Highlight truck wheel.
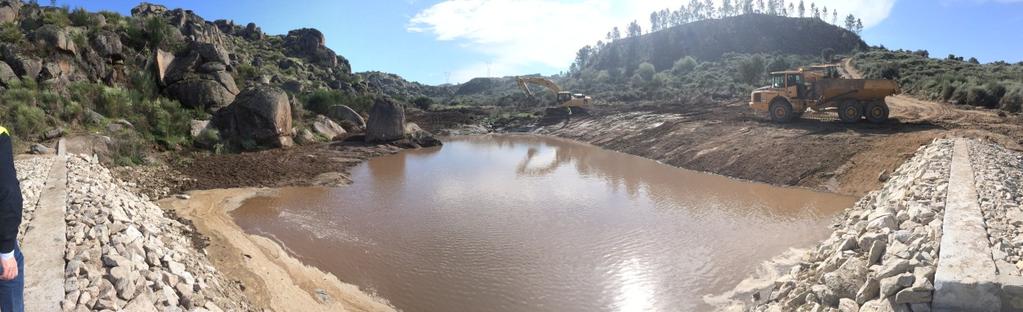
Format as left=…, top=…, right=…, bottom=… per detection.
left=838, top=101, right=862, bottom=123
left=865, top=101, right=889, bottom=124
left=769, top=100, right=794, bottom=123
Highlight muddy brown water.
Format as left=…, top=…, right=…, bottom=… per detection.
left=231, top=135, right=855, bottom=312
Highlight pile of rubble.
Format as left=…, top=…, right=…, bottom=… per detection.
left=61, top=155, right=251, bottom=312
left=748, top=139, right=954, bottom=312
left=968, top=140, right=1023, bottom=276
left=15, top=156, right=54, bottom=242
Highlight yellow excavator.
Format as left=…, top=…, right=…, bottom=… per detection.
left=516, top=77, right=591, bottom=110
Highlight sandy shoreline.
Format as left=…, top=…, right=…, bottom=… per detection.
left=159, top=188, right=397, bottom=312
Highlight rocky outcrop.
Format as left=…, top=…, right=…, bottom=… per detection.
left=1, top=47, right=42, bottom=80
left=283, top=28, right=350, bottom=72
left=132, top=3, right=239, bottom=111
left=90, top=30, right=123, bottom=60
left=327, top=105, right=365, bottom=132
left=212, top=85, right=294, bottom=148
left=737, top=139, right=953, bottom=312
left=0, top=0, right=21, bottom=23
left=33, top=25, right=77, bottom=55
left=130, top=2, right=168, bottom=17
left=365, top=98, right=406, bottom=143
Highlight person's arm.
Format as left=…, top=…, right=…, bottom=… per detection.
left=0, top=130, right=22, bottom=258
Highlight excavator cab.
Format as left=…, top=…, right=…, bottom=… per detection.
left=556, top=92, right=573, bottom=103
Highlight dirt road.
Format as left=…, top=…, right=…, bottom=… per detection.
left=845, top=57, right=1023, bottom=149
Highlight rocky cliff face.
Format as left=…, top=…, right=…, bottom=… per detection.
left=0, top=1, right=421, bottom=152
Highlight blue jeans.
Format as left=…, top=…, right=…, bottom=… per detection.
left=0, top=246, right=23, bottom=312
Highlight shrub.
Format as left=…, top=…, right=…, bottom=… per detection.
left=736, top=55, right=765, bottom=84
left=636, top=62, right=655, bottom=81
left=1000, top=85, right=1023, bottom=112
left=98, top=11, right=122, bottom=27
left=879, top=63, right=900, bottom=80
left=302, top=89, right=374, bottom=115
left=41, top=8, right=71, bottom=27
left=0, top=22, right=23, bottom=44
left=124, top=16, right=183, bottom=51
left=821, top=48, right=835, bottom=63
left=412, top=96, right=434, bottom=110
left=4, top=103, right=48, bottom=139
left=95, top=87, right=133, bottom=118
left=672, top=56, right=697, bottom=75
left=766, top=56, right=790, bottom=73
left=110, top=131, right=148, bottom=166
left=69, top=7, right=96, bottom=27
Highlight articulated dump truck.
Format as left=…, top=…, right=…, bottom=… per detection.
left=749, top=64, right=899, bottom=123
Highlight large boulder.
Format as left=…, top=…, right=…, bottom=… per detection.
left=327, top=105, right=365, bottom=131
left=90, top=30, right=123, bottom=59
left=157, top=42, right=239, bottom=111
left=0, top=61, right=16, bottom=86
left=365, top=97, right=406, bottom=143
left=212, top=86, right=294, bottom=148
left=34, top=25, right=77, bottom=55
left=404, top=122, right=442, bottom=147
left=164, top=79, right=236, bottom=111
left=312, top=115, right=346, bottom=141
left=8, top=56, right=41, bottom=80
left=0, top=0, right=21, bottom=24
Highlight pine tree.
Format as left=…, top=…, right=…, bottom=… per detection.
left=650, top=11, right=661, bottom=32
left=797, top=0, right=805, bottom=18
left=722, top=0, right=734, bottom=17
left=704, top=0, right=715, bottom=18
left=855, top=18, right=863, bottom=34
left=611, top=27, right=621, bottom=41
left=844, top=14, right=856, bottom=31
left=787, top=2, right=794, bottom=17
left=627, top=20, right=642, bottom=37
left=832, top=11, right=838, bottom=24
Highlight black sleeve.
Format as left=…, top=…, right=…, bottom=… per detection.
left=0, top=134, right=22, bottom=254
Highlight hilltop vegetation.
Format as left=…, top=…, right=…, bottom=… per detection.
left=577, top=14, right=864, bottom=77
left=853, top=50, right=1023, bottom=112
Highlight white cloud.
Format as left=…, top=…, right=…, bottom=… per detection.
left=409, top=0, right=896, bottom=83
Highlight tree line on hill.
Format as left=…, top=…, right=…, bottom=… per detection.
left=570, top=0, right=864, bottom=76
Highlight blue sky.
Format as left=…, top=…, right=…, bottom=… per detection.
left=58, top=1, right=1023, bottom=85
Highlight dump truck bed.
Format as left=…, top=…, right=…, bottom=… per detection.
left=814, top=79, right=899, bottom=102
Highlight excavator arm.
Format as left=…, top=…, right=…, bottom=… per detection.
left=516, top=77, right=562, bottom=98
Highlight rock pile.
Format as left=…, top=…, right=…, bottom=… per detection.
left=62, top=155, right=250, bottom=311
left=15, top=156, right=54, bottom=242
left=747, top=139, right=953, bottom=312
left=968, top=140, right=1023, bottom=276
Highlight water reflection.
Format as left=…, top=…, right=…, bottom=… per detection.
left=232, top=134, right=855, bottom=312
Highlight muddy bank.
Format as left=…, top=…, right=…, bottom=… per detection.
left=159, top=188, right=396, bottom=312
left=535, top=105, right=942, bottom=196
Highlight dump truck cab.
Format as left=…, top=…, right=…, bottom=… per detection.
left=750, top=71, right=809, bottom=117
